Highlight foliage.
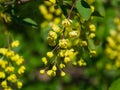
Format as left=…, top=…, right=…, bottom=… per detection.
left=0, top=0, right=120, bottom=90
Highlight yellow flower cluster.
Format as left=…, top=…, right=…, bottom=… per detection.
left=39, top=0, right=61, bottom=25
left=105, top=17, right=120, bottom=70
left=0, top=40, right=25, bottom=90
left=39, top=0, right=96, bottom=76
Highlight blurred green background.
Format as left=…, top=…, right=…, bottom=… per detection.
left=1, top=0, right=120, bottom=90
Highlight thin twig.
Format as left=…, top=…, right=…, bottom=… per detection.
left=67, top=0, right=78, bottom=19
left=6, top=31, right=11, bottom=50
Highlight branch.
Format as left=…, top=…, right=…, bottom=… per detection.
left=67, top=0, right=78, bottom=19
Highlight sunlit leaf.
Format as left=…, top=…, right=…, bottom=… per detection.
left=76, top=0, right=91, bottom=20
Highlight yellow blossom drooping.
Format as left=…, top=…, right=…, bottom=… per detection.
left=17, top=81, right=23, bottom=89
left=49, top=0, right=56, bottom=4
left=105, top=17, right=120, bottom=70
left=5, top=66, right=14, bottom=73
left=42, top=57, right=48, bottom=65
left=7, top=74, right=17, bottom=83
left=40, top=69, right=45, bottom=74
left=89, top=24, right=96, bottom=32
left=0, top=40, right=25, bottom=89
left=1, top=80, right=7, bottom=88
left=39, top=0, right=97, bottom=77
left=18, top=66, right=26, bottom=74
left=11, top=40, right=20, bottom=48
left=47, top=51, right=54, bottom=58
left=0, top=71, right=6, bottom=79
left=60, top=71, right=66, bottom=76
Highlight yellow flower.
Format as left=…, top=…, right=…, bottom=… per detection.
left=44, top=1, right=52, bottom=6
left=64, top=57, right=70, bottom=63
left=53, top=18, right=61, bottom=24
left=52, top=65, right=57, bottom=71
left=44, top=13, right=53, bottom=20
left=5, top=66, right=14, bottom=73
left=16, top=57, right=24, bottom=65
left=89, top=33, right=96, bottom=38
left=40, top=69, right=45, bottom=74
left=18, top=66, right=26, bottom=74
left=10, top=54, right=20, bottom=61
left=48, top=31, right=57, bottom=40
left=89, top=24, right=96, bottom=32
left=47, top=51, right=54, bottom=58
left=42, top=57, right=48, bottom=65
left=59, top=39, right=69, bottom=48
left=0, top=48, right=8, bottom=55
left=49, top=0, right=56, bottom=4
left=90, top=50, right=96, bottom=56
left=0, top=59, right=8, bottom=68
left=62, top=19, right=71, bottom=27
left=46, top=70, right=53, bottom=76
left=90, top=6, right=95, bottom=13
left=51, top=24, right=60, bottom=32
left=0, top=71, right=5, bottom=79
left=39, top=5, right=48, bottom=15
left=17, top=81, right=23, bottom=89
left=11, top=40, right=20, bottom=48
left=7, top=74, right=17, bottom=83
left=78, top=59, right=87, bottom=66
left=55, top=8, right=62, bottom=16
left=80, top=41, right=88, bottom=46
left=60, top=71, right=66, bottom=76
left=69, top=31, right=78, bottom=38
left=59, top=63, right=65, bottom=69
left=6, top=50, right=14, bottom=57
left=1, top=80, right=7, bottom=88
left=49, top=6, right=55, bottom=13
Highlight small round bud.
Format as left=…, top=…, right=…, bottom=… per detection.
left=1, top=80, right=7, bottom=88
left=62, top=19, right=71, bottom=27
left=89, top=33, right=96, bottom=38
left=39, top=5, right=48, bottom=15
left=49, top=0, right=56, bottom=4
left=11, top=40, right=20, bottom=48
left=69, top=31, right=78, bottom=38
left=55, top=8, right=62, bottom=16
left=52, top=24, right=60, bottom=32
left=47, top=51, right=54, bottom=58
left=90, top=50, right=96, bottom=56
left=42, top=57, right=48, bottom=65
left=46, top=70, right=53, bottom=76
left=72, top=61, right=77, bottom=66
left=64, top=57, right=70, bottom=63
left=80, top=41, right=87, bottom=46
left=52, top=65, right=57, bottom=71
left=48, top=31, right=57, bottom=40
left=59, top=39, right=69, bottom=48
left=60, top=71, right=66, bottom=76
left=49, top=6, right=55, bottom=13
left=40, top=69, right=45, bottom=74
left=0, top=72, right=5, bottom=79
left=59, top=63, right=65, bottom=69
left=90, top=6, right=95, bottom=13
left=89, top=24, right=96, bottom=32
left=17, top=81, right=23, bottom=89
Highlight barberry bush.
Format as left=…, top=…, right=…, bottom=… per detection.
left=0, top=0, right=120, bottom=90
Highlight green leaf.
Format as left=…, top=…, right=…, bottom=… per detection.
left=76, top=0, right=91, bottom=20
left=109, top=78, right=120, bottom=90
left=23, top=18, right=37, bottom=26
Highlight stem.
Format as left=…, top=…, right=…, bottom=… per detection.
left=6, top=31, right=11, bottom=50
left=67, top=0, right=78, bottom=19
left=52, top=0, right=78, bottom=51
